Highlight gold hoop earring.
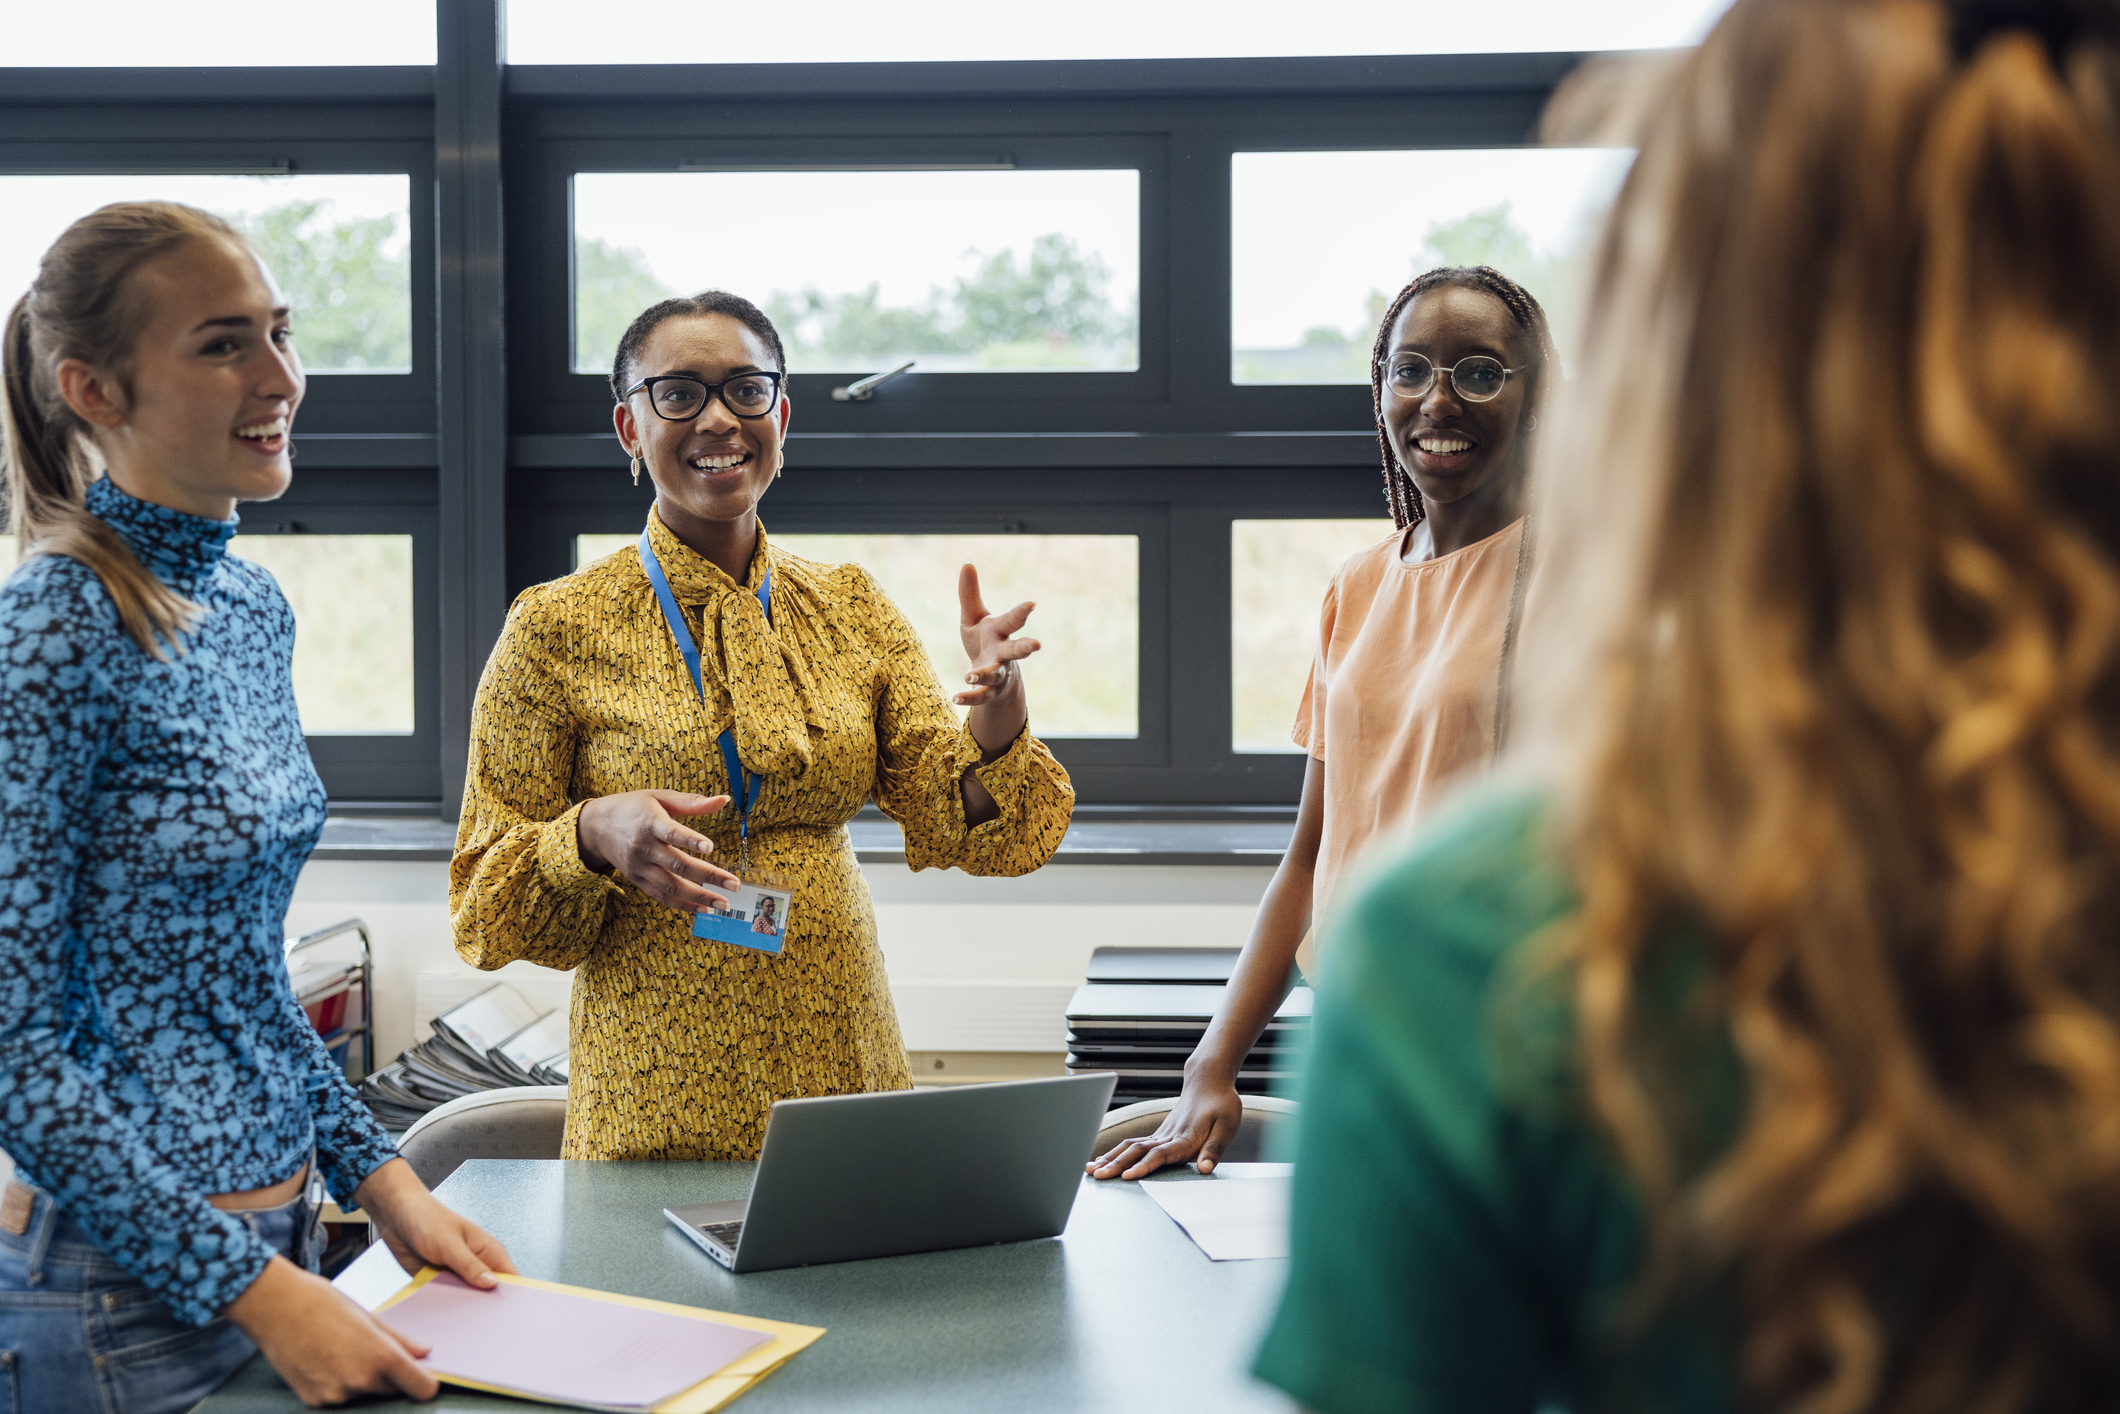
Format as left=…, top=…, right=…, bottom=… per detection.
left=775, top=450, right=785, bottom=480
left=630, top=452, right=642, bottom=487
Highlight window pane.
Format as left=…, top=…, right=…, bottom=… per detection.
left=229, top=536, right=414, bottom=735
left=512, top=0, right=1730, bottom=63
left=3, top=1, right=436, bottom=64
left=573, top=171, right=1138, bottom=377
left=576, top=532, right=1138, bottom=738
left=1232, top=149, right=1633, bottom=385
left=2, top=531, right=414, bottom=735
left=1232, top=518, right=1396, bottom=753
left=0, top=175, right=413, bottom=374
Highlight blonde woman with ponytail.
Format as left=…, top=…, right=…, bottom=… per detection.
left=1254, top=1, right=2120, bottom=1412
left=0, top=203, right=513, bottom=1412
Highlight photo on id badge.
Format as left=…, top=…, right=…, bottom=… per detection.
left=694, top=877, right=795, bottom=955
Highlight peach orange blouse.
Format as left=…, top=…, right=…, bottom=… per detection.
left=1293, top=518, right=1527, bottom=971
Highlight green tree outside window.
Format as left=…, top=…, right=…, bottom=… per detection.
left=1232, top=201, right=1583, bottom=385
left=235, top=200, right=412, bottom=374
left=573, top=231, right=1136, bottom=375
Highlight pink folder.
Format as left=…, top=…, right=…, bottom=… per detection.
left=382, top=1273, right=772, bottom=1411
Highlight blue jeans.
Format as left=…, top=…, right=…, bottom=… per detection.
left=0, top=1174, right=321, bottom=1414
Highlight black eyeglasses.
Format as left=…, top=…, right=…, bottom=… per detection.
left=1379, top=353, right=1532, bottom=404
left=622, top=371, right=784, bottom=421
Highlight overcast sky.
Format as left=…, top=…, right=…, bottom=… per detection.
left=573, top=169, right=1139, bottom=334
left=0, top=175, right=410, bottom=322
left=1233, top=148, right=1635, bottom=349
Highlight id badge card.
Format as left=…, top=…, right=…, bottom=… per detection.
left=693, top=871, right=796, bottom=956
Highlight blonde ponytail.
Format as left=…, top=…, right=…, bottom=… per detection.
left=0, top=202, right=253, bottom=659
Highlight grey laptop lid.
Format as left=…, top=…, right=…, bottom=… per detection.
left=719, top=1072, right=1117, bottom=1273
left=1084, top=947, right=1239, bottom=985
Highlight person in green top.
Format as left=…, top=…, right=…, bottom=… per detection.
left=1254, top=1, right=2120, bottom=1412
left=1252, top=791, right=1740, bottom=1412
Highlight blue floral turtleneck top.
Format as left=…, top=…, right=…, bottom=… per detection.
left=0, top=478, right=397, bottom=1326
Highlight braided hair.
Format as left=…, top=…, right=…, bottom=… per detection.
left=1370, top=265, right=1562, bottom=529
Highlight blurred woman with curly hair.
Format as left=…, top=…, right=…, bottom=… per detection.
left=1255, top=0, right=2120, bottom=1410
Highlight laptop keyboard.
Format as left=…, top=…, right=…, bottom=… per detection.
left=700, top=1220, right=744, bottom=1249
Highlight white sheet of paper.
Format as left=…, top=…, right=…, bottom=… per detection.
left=440, top=985, right=543, bottom=1054
left=1142, top=1175, right=1291, bottom=1261
left=333, top=1236, right=416, bottom=1311
left=1198, top=1162, right=1292, bottom=1179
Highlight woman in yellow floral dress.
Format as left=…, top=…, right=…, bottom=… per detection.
left=450, top=291, right=1074, bottom=1160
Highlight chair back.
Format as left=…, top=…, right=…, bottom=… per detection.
left=396, top=1085, right=569, bottom=1189
left=1092, top=1094, right=1298, bottom=1164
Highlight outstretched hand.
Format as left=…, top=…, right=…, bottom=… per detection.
left=576, top=789, right=740, bottom=913
left=954, top=563, right=1040, bottom=710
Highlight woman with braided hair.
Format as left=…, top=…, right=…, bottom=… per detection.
left=1255, top=0, right=2120, bottom=1410
left=1089, top=264, right=1556, bottom=1180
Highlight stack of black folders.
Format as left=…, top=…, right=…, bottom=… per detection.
left=359, top=983, right=571, bottom=1130
left=1063, top=947, right=1311, bottom=1108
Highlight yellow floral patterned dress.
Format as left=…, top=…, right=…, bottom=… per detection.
left=450, top=510, right=1075, bottom=1159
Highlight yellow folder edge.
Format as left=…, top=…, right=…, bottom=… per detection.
left=376, top=1267, right=826, bottom=1414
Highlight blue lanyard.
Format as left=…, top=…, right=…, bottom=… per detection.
left=637, top=527, right=771, bottom=845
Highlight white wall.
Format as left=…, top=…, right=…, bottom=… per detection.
left=288, top=859, right=1275, bottom=1069
left=0, top=856, right=1257, bottom=1186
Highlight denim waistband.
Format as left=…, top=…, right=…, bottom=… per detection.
left=0, top=1164, right=320, bottom=1289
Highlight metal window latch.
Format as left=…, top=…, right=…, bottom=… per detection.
left=831, top=361, right=916, bottom=402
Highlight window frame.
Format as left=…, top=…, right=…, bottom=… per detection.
left=511, top=126, right=1174, bottom=436
left=247, top=472, right=442, bottom=799
left=510, top=463, right=1172, bottom=772
left=507, top=455, right=1381, bottom=803
left=544, top=134, right=1164, bottom=406
left=0, top=119, right=438, bottom=434
left=502, top=57, right=1570, bottom=803
left=2, top=37, right=1593, bottom=809
left=0, top=108, right=443, bottom=800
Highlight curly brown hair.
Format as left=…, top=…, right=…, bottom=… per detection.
left=1520, top=0, right=2120, bottom=1409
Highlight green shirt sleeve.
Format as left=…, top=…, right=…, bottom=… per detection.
left=1251, top=788, right=1727, bottom=1414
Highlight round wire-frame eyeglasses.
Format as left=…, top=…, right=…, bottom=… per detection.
left=1377, top=353, right=1532, bottom=404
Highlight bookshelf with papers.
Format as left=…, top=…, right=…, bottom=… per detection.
left=358, top=983, right=571, bottom=1131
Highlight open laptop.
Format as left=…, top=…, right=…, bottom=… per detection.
left=663, top=1072, right=1116, bottom=1273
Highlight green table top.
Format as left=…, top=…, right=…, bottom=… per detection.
left=198, top=1159, right=1296, bottom=1413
